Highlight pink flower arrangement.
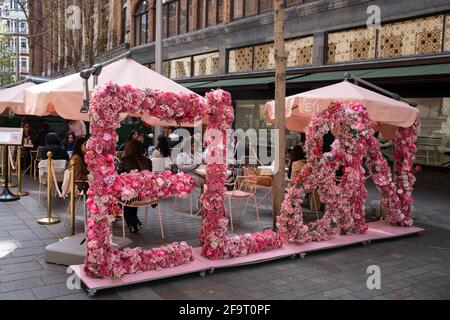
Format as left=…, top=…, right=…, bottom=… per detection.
left=199, top=90, right=283, bottom=259
left=278, top=102, right=419, bottom=243
left=84, top=82, right=204, bottom=279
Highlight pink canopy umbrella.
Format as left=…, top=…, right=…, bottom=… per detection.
left=265, top=80, right=420, bottom=140
left=0, top=82, right=36, bottom=115
left=23, top=58, right=204, bottom=127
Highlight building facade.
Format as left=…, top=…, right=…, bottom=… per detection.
left=30, top=0, right=450, bottom=174
left=0, top=0, right=30, bottom=83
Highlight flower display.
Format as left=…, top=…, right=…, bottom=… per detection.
left=84, top=82, right=204, bottom=278
left=278, top=102, right=419, bottom=243
left=199, top=89, right=284, bottom=259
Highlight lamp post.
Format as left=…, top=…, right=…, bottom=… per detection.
left=154, top=0, right=164, bottom=139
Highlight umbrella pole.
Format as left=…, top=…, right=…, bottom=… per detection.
left=272, top=0, right=286, bottom=231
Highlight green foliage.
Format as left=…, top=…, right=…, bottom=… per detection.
left=0, top=24, right=14, bottom=85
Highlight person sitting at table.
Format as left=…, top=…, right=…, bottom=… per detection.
left=33, top=123, right=50, bottom=147
left=118, top=140, right=152, bottom=233
left=176, top=137, right=205, bottom=209
left=40, top=132, right=69, bottom=161
left=64, top=131, right=75, bottom=153
left=151, top=135, right=172, bottom=169
left=20, top=121, right=34, bottom=170
left=288, top=144, right=306, bottom=179
left=70, top=137, right=89, bottom=192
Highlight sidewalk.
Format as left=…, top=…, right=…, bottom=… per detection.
left=0, top=176, right=449, bottom=300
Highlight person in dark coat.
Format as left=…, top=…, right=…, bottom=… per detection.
left=118, top=140, right=152, bottom=233
left=40, top=132, right=69, bottom=161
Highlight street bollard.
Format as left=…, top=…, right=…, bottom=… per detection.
left=37, top=152, right=60, bottom=225
left=8, top=146, right=18, bottom=188
left=70, top=159, right=76, bottom=235
left=14, top=146, right=29, bottom=196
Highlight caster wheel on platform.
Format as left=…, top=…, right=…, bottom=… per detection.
left=208, top=269, right=215, bottom=274
left=299, top=253, right=306, bottom=259
left=87, top=289, right=97, bottom=297
left=290, top=254, right=297, bottom=260
left=362, top=240, right=371, bottom=247
left=199, top=271, right=206, bottom=277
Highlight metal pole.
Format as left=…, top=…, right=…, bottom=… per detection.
left=1, top=145, right=4, bottom=182
left=14, top=146, right=28, bottom=196
left=8, top=146, right=17, bottom=188
left=69, top=160, right=76, bottom=235
left=154, top=0, right=163, bottom=139
left=37, top=152, right=60, bottom=224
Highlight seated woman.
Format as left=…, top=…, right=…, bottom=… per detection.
left=70, top=137, right=89, bottom=192
left=40, top=133, right=69, bottom=161
left=118, top=140, right=153, bottom=233
left=288, top=144, right=306, bottom=179
left=151, top=135, right=172, bottom=171
left=64, top=131, right=75, bottom=153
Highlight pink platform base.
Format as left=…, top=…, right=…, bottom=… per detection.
left=70, top=221, right=424, bottom=296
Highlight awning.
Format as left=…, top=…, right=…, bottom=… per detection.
left=288, top=63, right=450, bottom=84
left=183, top=75, right=303, bottom=89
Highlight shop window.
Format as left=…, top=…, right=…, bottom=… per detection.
left=170, top=57, right=191, bottom=78
left=193, top=52, right=220, bottom=76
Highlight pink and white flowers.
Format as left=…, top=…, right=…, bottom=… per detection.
left=278, top=102, right=419, bottom=243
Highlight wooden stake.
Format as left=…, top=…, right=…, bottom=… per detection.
left=272, top=0, right=286, bottom=231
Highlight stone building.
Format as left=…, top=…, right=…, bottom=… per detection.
left=29, top=0, right=450, bottom=174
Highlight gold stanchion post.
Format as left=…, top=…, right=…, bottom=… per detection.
left=8, top=146, right=18, bottom=188
left=1, top=145, right=4, bottom=184
left=69, top=159, right=76, bottom=235
left=37, top=151, right=60, bottom=225
left=14, top=146, right=28, bottom=196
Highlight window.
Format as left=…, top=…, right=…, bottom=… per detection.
left=120, top=1, right=127, bottom=43
left=134, top=0, right=148, bottom=46
left=217, top=0, right=224, bottom=23
left=232, top=0, right=274, bottom=19
left=169, top=56, right=191, bottom=78
left=193, top=52, right=220, bottom=76
left=19, top=21, right=27, bottom=33
left=207, top=0, right=217, bottom=27
left=20, top=37, right=27, bottom=52
left=179, top=0, right=188, bottom=34
left=197, top=0, right=205, bottom=29
left=233, top=0, right=243, bottom=19
left=260, top=0, right=273, bottom=13
left=168, top=1, right=177, bottom=37
left=188, top=0, right=196, bottom=31
left=245, top=0, right=257, bottom=16
left=20, top=57, right=27, bottom=73
left=162, top=4, right=168, bottom=38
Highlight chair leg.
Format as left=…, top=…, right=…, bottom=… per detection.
left=228, top=197, right=234, bottom=232
left=157, top=205, right=165, bottom=239
left=254, top=196, right=260, bottom=227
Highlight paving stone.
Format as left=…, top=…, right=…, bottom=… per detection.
left=0, top=277, right=44, bottom=293
left=31, top=282, right=77, bottom=300
left=0, top=289, right=36, bottom=300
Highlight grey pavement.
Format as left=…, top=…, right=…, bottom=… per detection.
left=0, top=175, right=449, bottom=300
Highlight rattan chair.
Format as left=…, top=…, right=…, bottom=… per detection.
left=118, top=198, right=164, bottom=239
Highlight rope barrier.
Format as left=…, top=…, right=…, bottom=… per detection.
left=50, top=165, right=70, bottom=199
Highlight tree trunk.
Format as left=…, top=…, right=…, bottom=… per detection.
left=272, top=0, right=286, bottom=231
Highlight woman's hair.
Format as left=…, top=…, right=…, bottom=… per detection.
left=45, top=132, right=61, bottom=147
left=291, top=144, right=306, bottom=162
left=122, top=140, right=149, bottom=171
left=21, top=121, right=32, bottom=135
left=64, top=131, right=75, bottom=144
left=72, top=137, right=88, bottom=164
left=156, top=135, right=170, bottom=157
left=128, top=130, right=139, bottom=141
